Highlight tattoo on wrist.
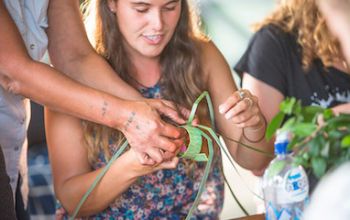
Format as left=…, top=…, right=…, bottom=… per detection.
left=102, top=101, right=108, bottom=116
left=124, top=112, right=136, bottom=131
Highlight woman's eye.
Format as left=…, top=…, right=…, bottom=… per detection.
left=163, top=6, right=176, bottom=11
left=163, top=4, right=177, bottom=11
left=135, top=7, right=149, bottom=13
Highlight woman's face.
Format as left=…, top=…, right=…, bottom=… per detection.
left=108, top=0, right=182, bottom=59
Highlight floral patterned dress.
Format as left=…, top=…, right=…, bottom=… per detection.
left=57, top=84, right=224, bottom=219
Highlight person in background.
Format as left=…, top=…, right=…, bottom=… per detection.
left=303, top=1, right=350, bottom=219
left=234, top=0, right=350, bottom=175
left=0, top=0, right=188, bottom=218
left=317, top=0, right=350, bottom=64
left=46, top=0, right=272, bottom=218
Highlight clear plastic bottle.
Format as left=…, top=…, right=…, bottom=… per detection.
left=262, top=130, right=309, bottom=220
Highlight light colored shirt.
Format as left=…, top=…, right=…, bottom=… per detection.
left=0, top=0, right=49, bottom=199
left=303, top=162, right=350, bottom=220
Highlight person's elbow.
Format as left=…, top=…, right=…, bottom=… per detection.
left=55, top=187, right=79, bottom=217
left=0, top=56, right=29, bottom=95
left=48, top=42, right=94, bottom=77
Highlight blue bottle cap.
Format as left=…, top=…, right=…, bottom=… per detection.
left=274, top=141, right=288, bottom=155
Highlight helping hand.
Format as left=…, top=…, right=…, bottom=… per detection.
left=120, top=99, right=188, bottom=166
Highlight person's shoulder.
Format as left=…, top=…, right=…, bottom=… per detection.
left=197, top=39, right=224, bottom=62
left=256, top=24, right=288, bottom=38
left=197, top=39, right=230, bottom=80
left=255, top=24, right=295, bottom=46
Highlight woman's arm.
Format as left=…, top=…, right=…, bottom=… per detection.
left=241, top=73, right=284, bottom=172
left=45, top=109, right=178, bottom=217
left=0, top=0, right=184, bottom=165
left=47, top=0, right=140, bottom=99
left=46, top=0, right=187, bottom=164
left=331, top=103, right=350, bottom=115
left=202, top=41, right=273, bottom=171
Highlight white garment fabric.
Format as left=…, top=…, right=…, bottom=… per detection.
left=1, top=0, right=49, bottom=202
left=303, top=162, right=350, bottom=220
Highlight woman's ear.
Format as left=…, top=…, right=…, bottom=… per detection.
left=107, top=0, right=117, bottom=13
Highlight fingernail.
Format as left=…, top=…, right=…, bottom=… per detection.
left=219, top=105, right=224, bottom=114
left=180, top=145, right=187, bottom=153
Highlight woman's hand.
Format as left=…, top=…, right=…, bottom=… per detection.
left=218, top=89, right=265, bottom=129
left=126, top=149, right=179, bottom=178
left=218, top=89, right=266, bottom=143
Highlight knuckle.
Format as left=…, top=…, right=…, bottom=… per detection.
left=149, top=121, right=160, bottom=131
left=156, top=157, right=163, bottom=164
left=168, top=143, right=177, bottom=153
left=139, top=157, right=146, bottom=165
left=253, top=115, right=260, bottom=124
left=172, top=129, right=181, bottom=139
left=236, top=115, right=243, bottom=122
left=245, top=100, right=250, bottom=108
left=240, top=122, right=247, bottom=128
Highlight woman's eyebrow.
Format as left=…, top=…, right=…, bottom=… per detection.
left=130, top=0, right=180, bottom=6
left=165, top=0, right=180, bottom=5
left=130, top=1, right=150, bottom=6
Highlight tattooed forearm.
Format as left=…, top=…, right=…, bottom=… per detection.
left=124, top=111, right=136, bottom=131
left=102, top=101, right=108, bottom=116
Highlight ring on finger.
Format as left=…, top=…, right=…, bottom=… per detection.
left=238, top=89, right=245, bottom=100
left=245, top=97, right=254, bottom=108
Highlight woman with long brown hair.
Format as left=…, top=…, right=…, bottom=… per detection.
left=46, top=0, right=271, bottom=218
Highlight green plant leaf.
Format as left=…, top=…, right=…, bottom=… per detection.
left=280, top=118, right=296, bottom=132
left=311, top=157, right=327, bottom=178
left=301, top=106, right=325, bottom=122
left=288, top=137, right=299, bottom=151
left=341, top=135, right=350, bottom=148
left=323, top=109, right=334, bottom=120
left=328, top=130, right=344, bottom=139
left=268, top=160, right=286, bottom=178
left=320, top=141, right=330, bottom=158
left=291, top=123, right=317, bottom=138
left=280, top=97, right=296, bottom=114
left=308, top=136, right=322, bottom=157
left=326, top=115, right=350, bottom=129
left=294, top=155, right=307, bottom=167
left=266, top=112, right=285, bottom=141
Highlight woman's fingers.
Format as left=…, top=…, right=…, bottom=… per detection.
left=219, top=90, right=264, bottom=128
left=156, top=157, right=179, bottom=170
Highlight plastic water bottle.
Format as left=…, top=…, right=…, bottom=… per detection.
left=262, top=130, right=309, bottom=220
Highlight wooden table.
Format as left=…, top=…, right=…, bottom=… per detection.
left=231, top=214, right=265, bottom=220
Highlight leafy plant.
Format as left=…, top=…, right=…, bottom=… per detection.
left=266, top=97, right=350, bottom=178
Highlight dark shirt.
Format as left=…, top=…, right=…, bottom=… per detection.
left=235, top=24, right=350, bottom=108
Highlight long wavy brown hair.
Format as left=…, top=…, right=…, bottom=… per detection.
left=254, top=0, right=342, bottom=70
left=81, top=0, right=207, bottom=164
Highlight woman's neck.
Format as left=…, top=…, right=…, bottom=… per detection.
left=129, top=57, right=161, bottom=88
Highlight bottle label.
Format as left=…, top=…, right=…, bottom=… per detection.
left=277, top=167, right=309, bottom=204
